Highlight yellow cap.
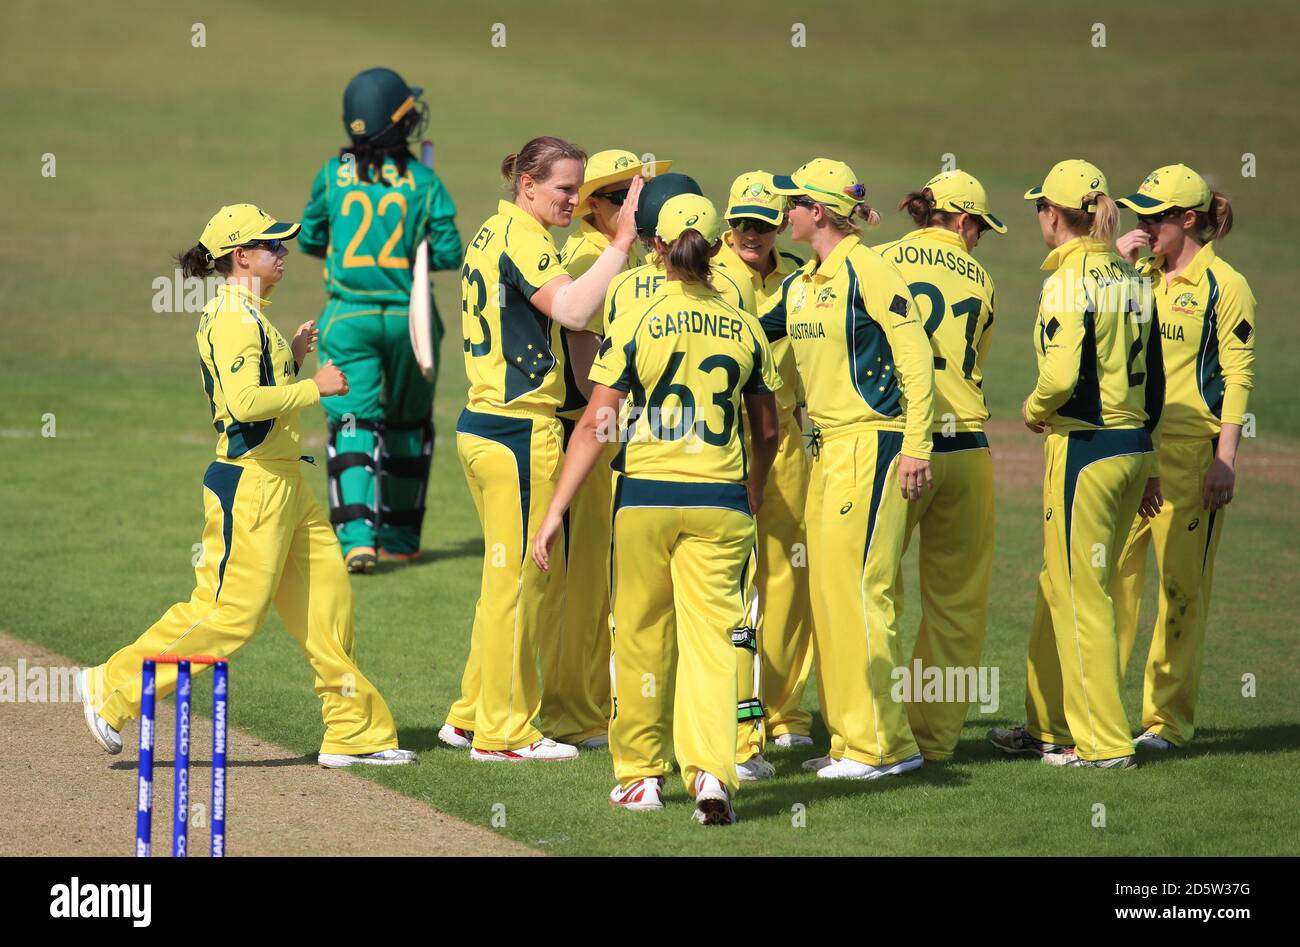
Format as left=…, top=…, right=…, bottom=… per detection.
left=1117, top=164, right=1212, bottom=214
left=199, top=204, right=300, bottom=259
left=924, top=169, right=1007, bottom=234
left=771, top=158, right=866, bottom=217
left=1023, top=159, right=1108, bottom=211
left=656, top=194, right=722, bottom=244
left=578, top=149, right=673, bottom=206
left=725, top=171, right=784, bottom=225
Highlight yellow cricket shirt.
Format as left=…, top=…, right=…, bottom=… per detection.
left=589, top=280, right=781, bottom=485
left=601, top=256, right=757, bottom=337
left=196, top=283, right=320, bottom=462
left=461, top=200, right=568, bottom=416
left=1025, top=236, right=1164, bottom=435
left=758, top=234, right=935, bottom=460
left=556, top=219, right=645, bottom=419
left=872, top=227, right=995, bottom=434
left=1138, top=241, right=1255, bottom=438
left=714, top=233, right=806, bottom=417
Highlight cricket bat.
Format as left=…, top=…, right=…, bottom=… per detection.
left=409, top=139, right=437, bottom=381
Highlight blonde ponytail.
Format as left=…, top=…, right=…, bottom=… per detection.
left=1088, top=193, right=1118, bottom=243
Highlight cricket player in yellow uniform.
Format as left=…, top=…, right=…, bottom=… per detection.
left=872, top=170, right=1004, bottom=761
left=1111, top=165, right=1254, bottom=750
left=532, top=194, right=782, bottom=825
left=761, top=158, right=937, bottom=780
left=441, top=137, right=642, bottom=760
left=713, top=171, right=812, bottom=778
left=542, top=149, right=667, bottom=749
left=79, top=204, right=415, bottom=768
left=989, top=160, right=1165, bottom=768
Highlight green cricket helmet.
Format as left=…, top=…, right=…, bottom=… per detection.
left=635, top=172, right=703, bottom=240
left=343, top=67, right=427, bottom=145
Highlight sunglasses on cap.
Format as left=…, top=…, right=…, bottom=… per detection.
left=1136, top=207, right=1185, bottom=225
left=593, top=188, right=630, bottom=206
left=729, top=218, right=778, bottom=235
left=239, top=239, right=285, bottom=253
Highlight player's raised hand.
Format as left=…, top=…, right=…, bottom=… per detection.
left=531, top=510, right=564, bottom=572
left=1115, top=229, right=1151, bottom=264
left=313, top=359, right=349, bottom=397
left=292, top=320, right=319, bottom=366
left=610, top=174, right=645, bottom=253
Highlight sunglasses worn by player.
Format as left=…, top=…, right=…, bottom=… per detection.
left=785, top=196, right=818, bottom=212
left=729, top=218, right=778, bottom=235
left=1136, top=207, right=1186, bottom=225
left=594, top=188, right=630, bottom=206
left=239, top=239, right=285, bottom=253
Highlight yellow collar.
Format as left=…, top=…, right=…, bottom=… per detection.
left=1156, top=241, right=1218, bottom=285
left=809, top=233, right=859, bottom=280
left=578, top=218, right=611, bottom=249
left=498, top=199, right=551, bottom=237
left=223, top=281, right=271, bottom=309
left=661, top=279, right=716, bottom=297
left=1040, top=236, right=1109, bottom=272
left=908, top=226, right=966, bottom=250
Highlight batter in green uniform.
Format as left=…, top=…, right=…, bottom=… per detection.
left=299, top=67, right=462, bottom=572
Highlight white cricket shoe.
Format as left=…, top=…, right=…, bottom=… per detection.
left=1134, top=730, right=1174, bottom=751
left=609, top=777, right=664, bottom=811
left=469, top=738, right=578, bottom=763
left=578, top=734, right=609, bottom=750
left=318, top=748, right=417, bottom=768
left=437, top=724, right=473, bottom=748
left=773, top=733, right=814, bottom=748
left=817, top=752, right=923, bottom=780
left=736, top=754, right=776, bottom=781
left=690, top=772, right=737, bottom=826
left=800, top=754, right=834, bottom=772
left=78, top=669, right=121, bottom=755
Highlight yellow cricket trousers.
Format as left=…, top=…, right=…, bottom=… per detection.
left=608, top=476, right=754, bottom=797
left=897, top=432, right=995, bottom=761
left=1025, top=428, right=1155, bottom=761
left=447, top=408, right=565, bottom=751
left=539, top=430, right=617, bottom=744
left=807, top=425, right=919, bottom=767
left=736, top=414, right=813, bottom=760
left=1112, top=435, right=1224, bottom=746
left=88, top=458, right=400, bottom=755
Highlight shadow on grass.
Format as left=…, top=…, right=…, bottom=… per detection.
left=399, top=726, right=454, bottom=753
left=111, top=754, right=317, bottom=770
left=370, top=537, right=484, bottom=574
left=943, top=718, right=1300, bottom=767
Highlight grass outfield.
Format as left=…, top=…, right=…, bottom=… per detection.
left=2, top=0, right=1298, bottom=854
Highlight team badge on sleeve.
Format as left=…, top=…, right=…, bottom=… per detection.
left=889, top=294, right=909, bottom=317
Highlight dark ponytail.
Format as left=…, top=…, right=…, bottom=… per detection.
left=175, top=243, right=231, bottom=279
left=340, top=111, right=418, bottom=187
left=1195, top=191, right=1234, bottom=242
left=665, top=230, right=716, bottom=290
left=898, top=188, right=959, bottom=229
